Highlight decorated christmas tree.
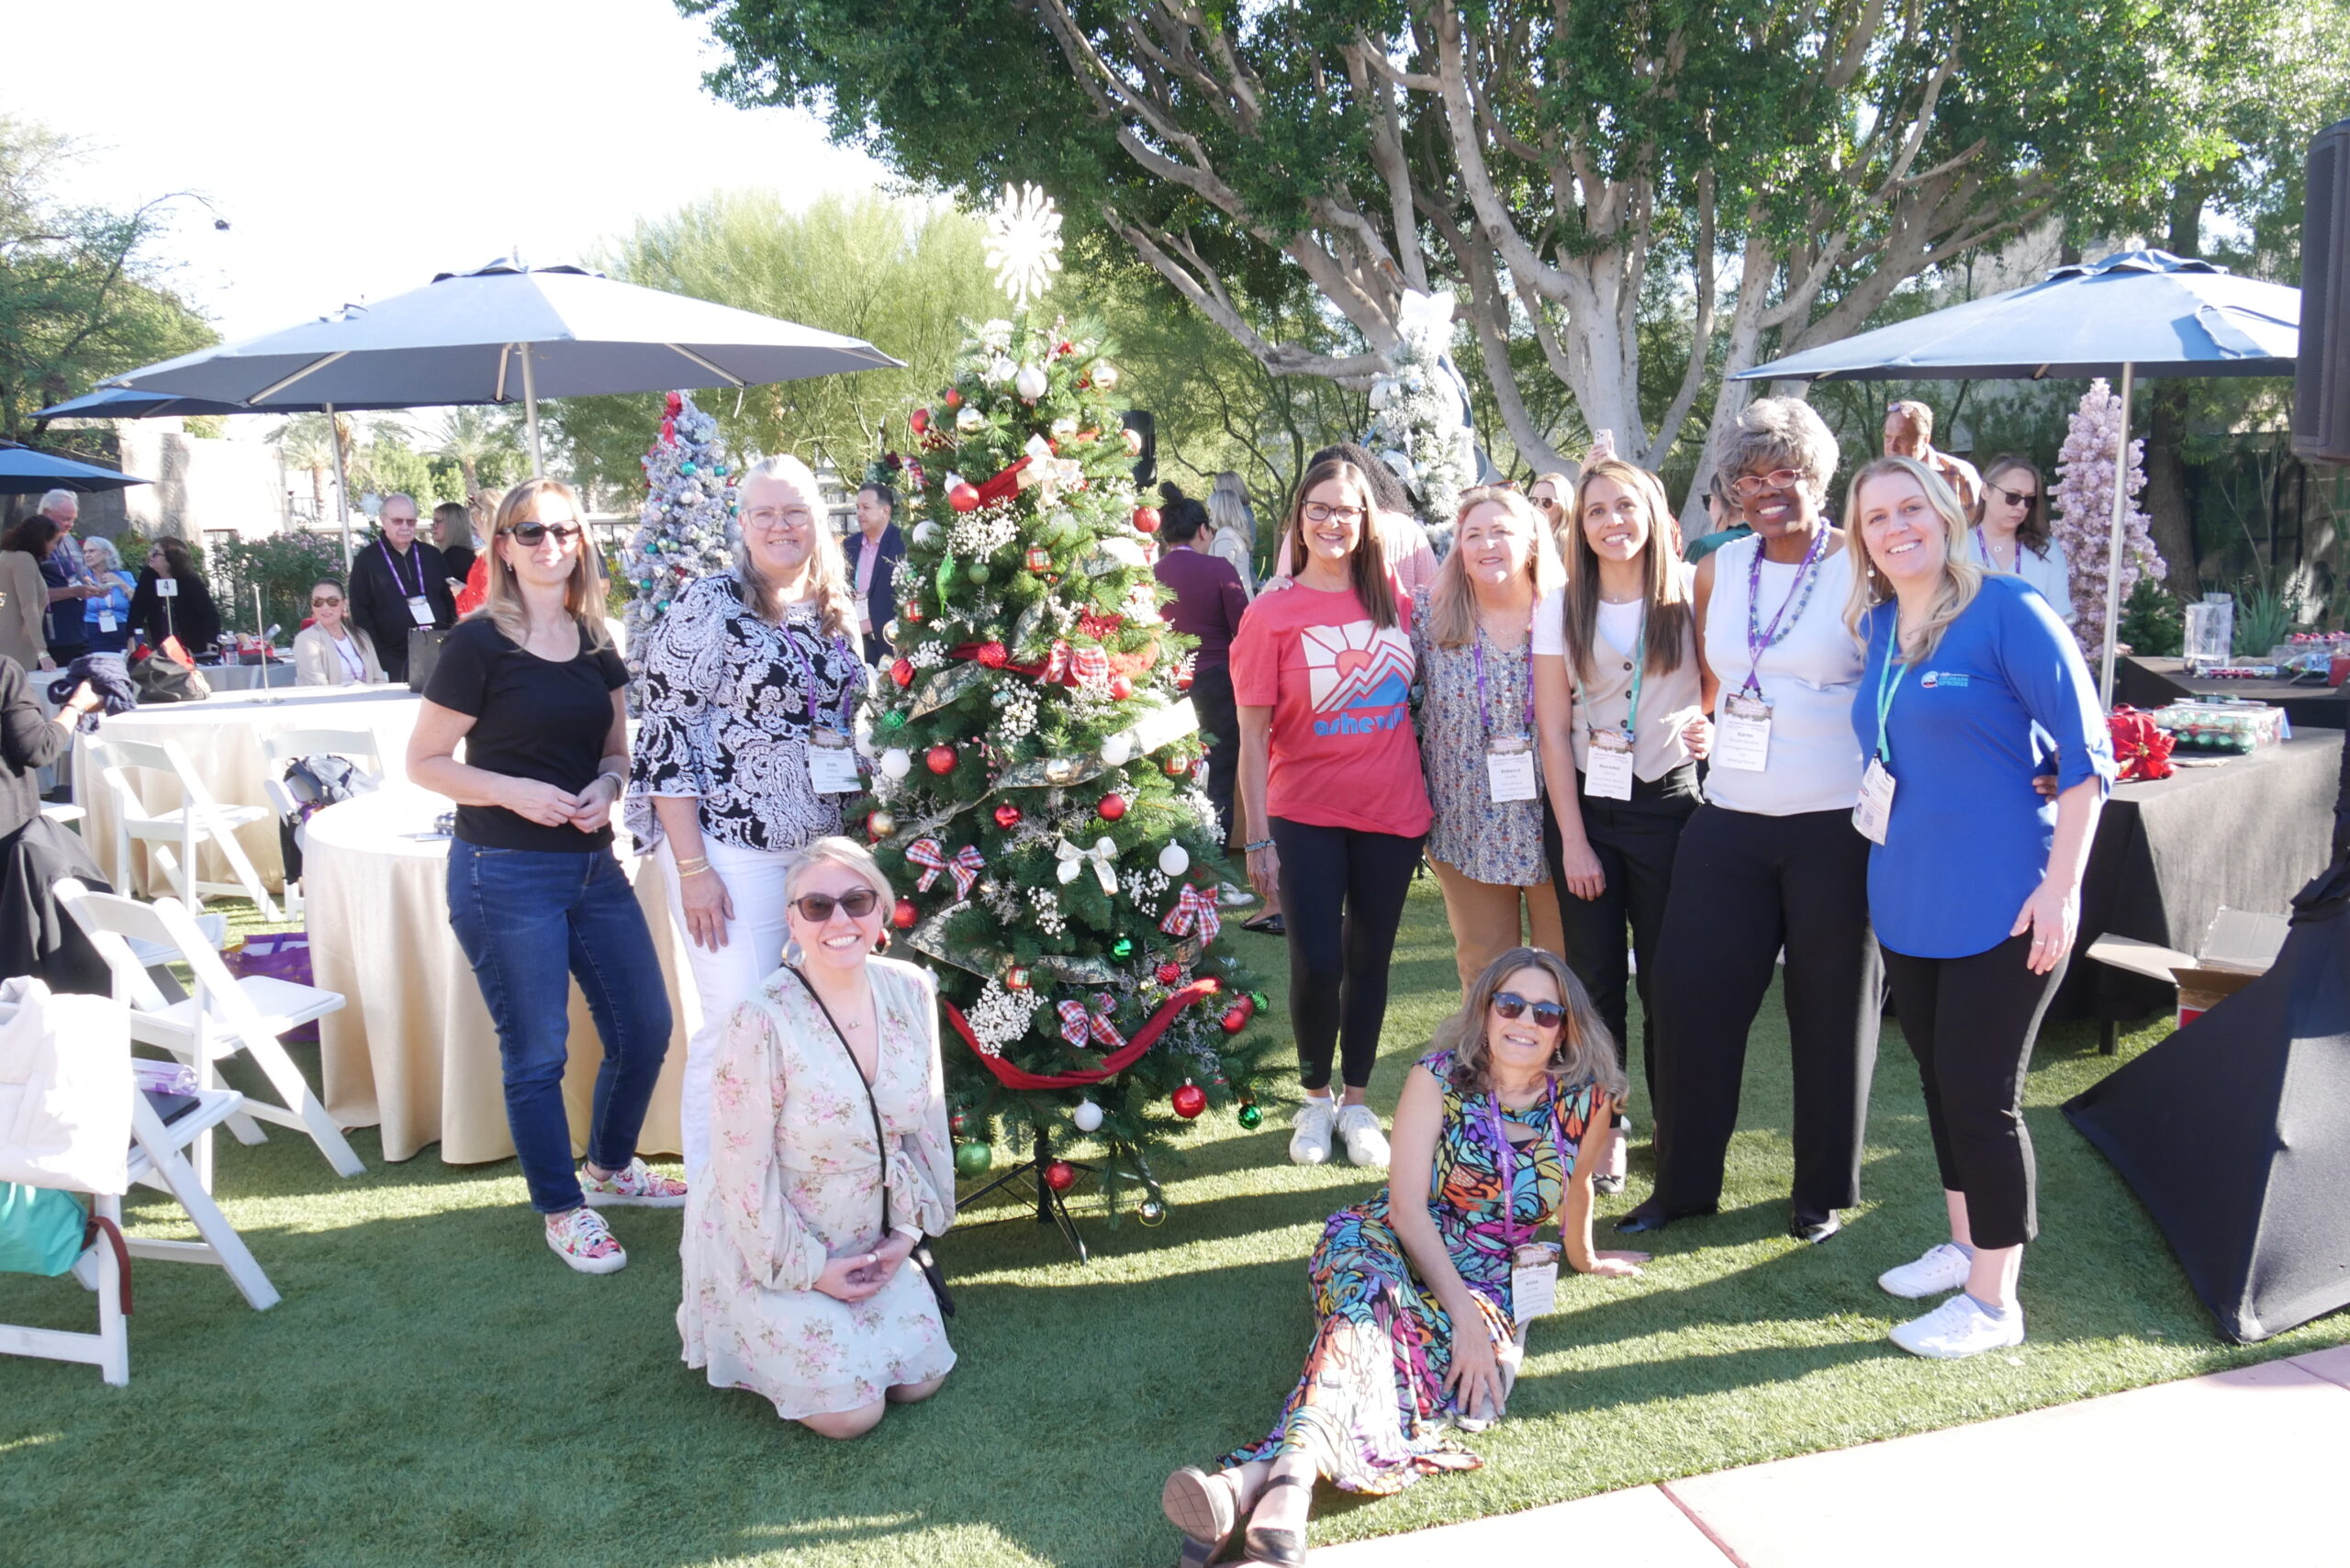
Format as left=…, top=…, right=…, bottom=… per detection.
left=621, top=390, right=737, bottom=676
left=2050, top=377, right=2164, bottom=659
left=856, top=185, right=1281, bottom=1230
left=1366, top=288, right=1477, bottom=530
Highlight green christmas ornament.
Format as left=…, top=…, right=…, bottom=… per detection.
left=1248, top=991, right=1269, bottom=1013
left=953, top=1140, right=994, bottom=1178
left=881, top=710, right=907, bottom=730
left=1237, top=1103, right=1264, bottom=1131
left=1136, top=1197, right=1168, bottom=1226
left=967, top=562, right=990, bottom=585
left=1113, top=937, right=1134, bottom=958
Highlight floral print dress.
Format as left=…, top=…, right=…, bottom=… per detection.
left=1225, top=1047, right=1600, bottom=1492
left=677, top=956, right=957, bottom=1419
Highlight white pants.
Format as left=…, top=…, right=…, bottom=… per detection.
left=660, top=834, right=796, bottom=1180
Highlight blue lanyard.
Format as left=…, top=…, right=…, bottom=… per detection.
left=1575, top=609, right=1646, bottom=742
left=1483, top=1085, right=1573, bottom=1249
left=1872, top=633, right=1910, bottom=766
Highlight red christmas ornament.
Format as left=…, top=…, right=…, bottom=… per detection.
left=909, top=407, right=930, bottom=436
left=1044, top=1159, right=1078, bottom=1193
left=925, top=745, right=958, bottom=775
left=904, top=601, right=924, bottom=623
left=978, top=641, right=1009, bottom=668
left=1097, top=792, right=1127, bottom=822
left=1155, top=962, right=1183, bottom=985
left=949, top=1110, right=967, bottom=1135
left=1164, top=755, right=1191, bottom=778
left=890, top=898, right=919, bottom=930
left=993, top=802, right=1023, bottom=830
left=1056, top=339, right=1075, bottom=357
left=1107, top=673, right=1134, bottom=700
left=948, top=482, right=982, bottom=512
left=1004, top=965, right=1032, bottom=991
left=1220, top=1006, right=1248, bottom=1034
left=1171, top=1083, right=1208, bottom=1119
left=664, top=391, right=684, bottom=416
left=865, top=809, right=897, bottom=841
left=1132, top=505, right=1161, bottom=534
left=943, top=388, right=962, bottom=408
left=890, top=657, right=914, bottom=689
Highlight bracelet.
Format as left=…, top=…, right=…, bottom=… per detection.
left=674, top=856, right=711, bottom=876
left=596, top=769, right=625, bottom=793
left=1242, top=838, right=1274, bottom=853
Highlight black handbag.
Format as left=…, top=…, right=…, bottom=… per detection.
left=782, top=966, right=955, bottom=1317
left=128, top=650, right=209, bottom=704
left=405, top=626, right=453, bottom=693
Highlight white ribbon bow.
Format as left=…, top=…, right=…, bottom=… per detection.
left=1056, top=834, right=1119, bottom=894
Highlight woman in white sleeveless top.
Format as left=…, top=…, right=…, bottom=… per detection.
left=1617, top=398, right=1883, bottom=1248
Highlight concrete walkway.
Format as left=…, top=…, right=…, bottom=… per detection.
left=1313, top=1345, right=2350, bottom=1566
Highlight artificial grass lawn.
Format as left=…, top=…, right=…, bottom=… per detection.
left=5, top=877, right=2344, bottom=1568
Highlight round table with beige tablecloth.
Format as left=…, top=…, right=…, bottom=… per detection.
left=305, top=789, right=694, bottom=1163
left=73, top=683, right=421, bottom=896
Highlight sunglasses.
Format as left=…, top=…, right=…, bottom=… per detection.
left=505, top=521, right=583, bottom=546
left=791, top=888, right=882, bottom=923
left=1731, top=468, right=1806, bottom=498
left=1989, top=483, right=2038, bottom=508
left=1491, top=991, right=1567, bottom=1030
left=310, top=596, right=342, bottom=608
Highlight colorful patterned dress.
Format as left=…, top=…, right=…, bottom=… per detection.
left=1225, top=1047, right=1600, bottom=1492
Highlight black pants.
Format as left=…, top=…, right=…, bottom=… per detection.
left=1189, top=663, right=1239, bottom=848
left=1544, top=765, right=1700, bottom=1103
left=1649, top=803, right=1883, bottom=1214
left=1270, top=816, right=1424, bottom=1092
left=1881, top=935, right=2065, bottom=1250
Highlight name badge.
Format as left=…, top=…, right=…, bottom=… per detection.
left=406, top=594, right=436, bottom=627
left=1853, top=757, right=1897, bottom=845
left=1583, top=730, right=1635, bottom=801
left=157, top=577, right=180, bottom=599
left=1511, top=1242, right=1560, bottom=1326
left=1715, top=692, right=1773, bottom=772
left=807, top=729, right=862, bottom=794
left=1485, top=734, right=1539, bottom=802
left=97, top=610, right=118, bottom=633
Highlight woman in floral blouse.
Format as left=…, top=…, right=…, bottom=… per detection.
left=1410, top=487, right=1564, bottom=991
left=627, top=454, right=868, bottom=1179
left=678, top=836, right=957, bottom=1437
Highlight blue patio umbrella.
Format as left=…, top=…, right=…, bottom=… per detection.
left=0, top=440, right=151, bottom=496
left=34, top=387, right=261, bottom=421
left=1735, top=250, right=2301, bottom=699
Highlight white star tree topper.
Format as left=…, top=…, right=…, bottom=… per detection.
left=984, top=183, right=1064, bottom=308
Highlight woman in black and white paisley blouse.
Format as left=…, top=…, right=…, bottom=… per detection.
left=626, top=454, right=870, bottom=1179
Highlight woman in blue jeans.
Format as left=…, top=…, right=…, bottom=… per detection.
left=409, top=477, right=682, bottom=1274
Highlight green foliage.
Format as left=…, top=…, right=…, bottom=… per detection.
left=2118, top=577, right=2185, bottom=657
left=0, top=116, right=215, bottom=442
left=207, top=530, right=346, bottom=639
left=554, top=193, right=999, bottom=491
left=2231, top=574, right=2303, bottom=656
left=856, top=308, right=1279, bottom=1192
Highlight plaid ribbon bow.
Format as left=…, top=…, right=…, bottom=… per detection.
left=1054, top=998, right=1127, bottom=1050
left=906, top=837, right=983, bottom=900
left=1158, top=883, right=1221, bottom=946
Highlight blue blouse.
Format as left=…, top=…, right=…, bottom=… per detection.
left=1853, top=575, right=2115, bottom=958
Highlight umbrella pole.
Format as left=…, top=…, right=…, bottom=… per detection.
left=521, top=348, right=544, bottom=477
left=2098, top=362, right=2135, bottom=707
left=329, top=402, right=354, bottom=572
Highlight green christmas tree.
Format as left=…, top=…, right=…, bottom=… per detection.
left=856, top=188, right=1281, bottom=1224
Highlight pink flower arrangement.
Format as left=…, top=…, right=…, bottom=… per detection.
left=2050, top=378, right=2165, bottom=659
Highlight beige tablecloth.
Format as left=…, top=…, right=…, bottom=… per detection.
left=205, top=661, right=299, bottom=691
left=306, top=790, right=690, bottom=1164
left=73, top=684, right=423, bottom=896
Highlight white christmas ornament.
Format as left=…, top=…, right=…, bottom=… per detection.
left=957, top=404, right=987, bottom=433
left=983, top=183, right=1065, bottom=308
left=1158, top=843, right=1191, bottom=877
left=1015, top=362, right=1049, bottom=402
left=1088, top=360, right=1121, bottom=392
left=1071, top=1100, right=1105, bottom=1133
left=879, top=748, right=912, bottom=780
left=1100, top=733, right=1135, bottom=767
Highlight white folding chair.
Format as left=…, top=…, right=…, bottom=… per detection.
left=260, top=728, right=383, bottom=918
left=90, top=736, right=282, bottom=921
left=56, top=879, right=363, bottom=1186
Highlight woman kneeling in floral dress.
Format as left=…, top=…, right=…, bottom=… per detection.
left=1160, top=947, right=1648, bottom=1564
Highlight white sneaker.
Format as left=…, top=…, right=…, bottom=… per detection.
left=1878, top=1242, right=1975, bottom=1299
left=1289, top=1098, right=1337, bottom=1165
left=1335, top=1103, right=1390, bottom=1169
left=1218, top=881, right=1257, bottom=909
left=545, top=1207, right=628, bottom=1275
left=1888, top=1293, right=2024, bottom=1360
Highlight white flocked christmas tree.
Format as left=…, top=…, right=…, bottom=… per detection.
left=1365, top=288, right=1477, bottom=530
left=622, top=390, right=737, bottom=677
left=2049, top=377, right=2164, bottom=660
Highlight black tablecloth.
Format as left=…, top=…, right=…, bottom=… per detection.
left=2061, top=728, right=2346, bottom=1022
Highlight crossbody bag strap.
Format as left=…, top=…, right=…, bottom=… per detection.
left=783, top=965, right=894, bottom=1238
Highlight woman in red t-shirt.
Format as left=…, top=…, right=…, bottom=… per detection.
left=1234, top=455, right=1433, bottom=1170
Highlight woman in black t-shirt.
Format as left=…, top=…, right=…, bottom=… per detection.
left=409, top=477, right=681, bottom=1275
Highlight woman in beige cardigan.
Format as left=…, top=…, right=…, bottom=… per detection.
left=0, top=519, right=57, bottom=673
left=291, top=577, right=385, bottom=687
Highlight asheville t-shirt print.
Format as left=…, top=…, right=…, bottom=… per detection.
left=1303, top=621, right=1414, bottom=737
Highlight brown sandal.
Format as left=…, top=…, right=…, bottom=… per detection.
left=1161, top=1466, right=1238, bottom=1561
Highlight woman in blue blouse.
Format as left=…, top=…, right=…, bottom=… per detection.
left=1841, top=455, right=2113, bottom=1361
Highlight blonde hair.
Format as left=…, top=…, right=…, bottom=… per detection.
left=1282, top=456, right=1397, bottom=629
left=735, top=455, right=857, bottom=642
left=1433, top=947, right=1627, bottom=1103
left=480, top=478, right=611, bottom=650
left=1427, top=487, right=1545, bottom=650
left=1558, top=458, right=1693, bottom=685
left=781, top=834, right=894, bottom=905
left=1841, top=455, right=1986, bottom=662
left=1726, top=397, right=1840, bottom=505
left=1207, top=471, right=1255, bottom=548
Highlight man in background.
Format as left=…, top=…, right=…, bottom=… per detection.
left=1884, top=399, right=1981, bottom=514
left=843, top=480, right=904, bottom=665
left=35, top=489, right=95, bottom=666
left=346, top=493, right=453, bottom=682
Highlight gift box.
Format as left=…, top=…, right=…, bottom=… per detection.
left=2147, top=699, right=2286, bottom=756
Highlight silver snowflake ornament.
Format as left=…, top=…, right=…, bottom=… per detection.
left=984, top=184, right=1064, bottom=308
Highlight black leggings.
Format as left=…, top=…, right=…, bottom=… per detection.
left=1649, top=803, right=1883, bottom=1214
left=1270, top=817, right=1424, bottom=1092
left=1881, top=935, right=2066, bottom=1250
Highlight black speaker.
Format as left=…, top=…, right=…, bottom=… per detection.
left=2292, top=118, right=2350, bottom=465
left=1122, top=409, right=1157, bottom=487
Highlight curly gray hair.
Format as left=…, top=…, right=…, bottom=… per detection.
left=1724, top=397, right=1840, bottom=503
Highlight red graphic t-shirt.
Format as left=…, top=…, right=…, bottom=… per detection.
left=1230, top=583, right=1432, bottom=838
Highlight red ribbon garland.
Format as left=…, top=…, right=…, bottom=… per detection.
left=944, top=978, right=1219, bottom=1090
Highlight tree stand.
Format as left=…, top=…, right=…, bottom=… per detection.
left=959, top=1129, right=1160, bottom=1264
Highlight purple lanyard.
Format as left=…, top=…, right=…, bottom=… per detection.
left=778, top=618, right=855, bottom=732
left=1471, top=629, right=1535, bottom=737
left=1484, top=1086, right=1573, bottom=1249
left=378, top=539, right=424, bottom=599
left=1740, top=527, right=1827, bottom=696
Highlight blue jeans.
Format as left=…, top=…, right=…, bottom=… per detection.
left=446, top=840, right=673, bottom=1214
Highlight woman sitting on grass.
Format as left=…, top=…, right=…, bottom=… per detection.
left=1159, top=947, right=1646, bottom=1566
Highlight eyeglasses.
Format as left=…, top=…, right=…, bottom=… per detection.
left=1302, top=501, right=1365, bottom=524
left=309, top=596, right=342, bottom=608
left=744, top=507, right=815, bottom=531
left=1730, top=468, right=1806, bottom=498
left=1989, top=483, right=2038, bottom=508
left=791, top=888, right=882, bottom=923
left=504, top=521, right=583, bottom=547
left=1490, top=991, right=1567, bottom=1030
